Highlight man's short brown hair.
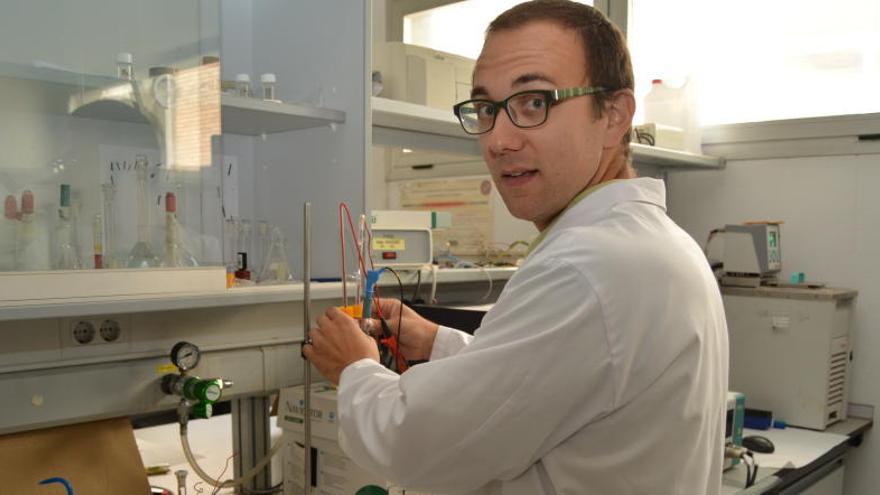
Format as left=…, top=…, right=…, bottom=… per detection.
left=487, top=0, right=634, bottom=148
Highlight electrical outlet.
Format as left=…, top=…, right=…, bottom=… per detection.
left=71, top=320, right=96, bottom=345
left=66, top=315, right=129, bottom=347
left=99, top=319, right=122, bottom=342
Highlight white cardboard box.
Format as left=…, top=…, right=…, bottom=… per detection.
left=278, top=385, right=432, bottom=495
left=283, top=431, right=388, bottom=495
left=277, top=383, right=341, bottom=441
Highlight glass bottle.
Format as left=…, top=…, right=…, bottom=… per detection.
left=261, top=73, right=276, bottom=101
left=126, top=155, right=160, bottom=268
left=235, top=219, right=252, bottom=279
left=162, top=192, right=198, bottom=267
left=117, top=52, right=134, bottom=81
left=235, top=73, right=251, bottom=97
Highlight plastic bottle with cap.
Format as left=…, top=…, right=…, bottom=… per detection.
left=261, top=73, right=277, bottom=101
left=643, top=78, right=702, bottom=153
left=117, top=52, right=133, bottom=80
left=235, top=73, right=251, bottom=97
left=643, top=79, right=686, bottom=132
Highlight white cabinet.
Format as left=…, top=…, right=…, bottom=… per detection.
left=723, top=286, right=856, bottom=430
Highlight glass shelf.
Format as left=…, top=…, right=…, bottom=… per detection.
left=221, top=94, right=345, bottom=136
left=0, top=61, right=122, bottom=90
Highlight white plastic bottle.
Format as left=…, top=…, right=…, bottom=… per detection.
left=643, top=79, right=686, bottom=132
left=643, top=78, right=702, bottom=154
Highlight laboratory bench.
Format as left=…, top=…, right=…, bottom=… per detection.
left=723, top=417, right=873, bottom=494
left=136, top=411, right=284, bottom=494
left=137, top=414, right=873, bottom=494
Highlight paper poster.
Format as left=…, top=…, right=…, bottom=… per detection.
left=398, top=177, right=493, bottom=256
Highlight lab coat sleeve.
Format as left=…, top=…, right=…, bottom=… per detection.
left=336, top=257, right=616, bottom=493
left=429, top=325, right=473, bottom=360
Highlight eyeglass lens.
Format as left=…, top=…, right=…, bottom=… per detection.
left=458, top=92, right=550, bottom=134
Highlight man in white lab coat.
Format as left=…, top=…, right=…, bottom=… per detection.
left=303, top=1, right=729, bottom=493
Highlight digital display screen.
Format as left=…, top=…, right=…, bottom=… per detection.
left=768, top=231, right=777, bottom=248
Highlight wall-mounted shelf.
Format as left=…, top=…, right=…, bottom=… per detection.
left=221, top=94, right=346, bottom=136
left=371, top=96, right=725, bottom=170
left=0, top=61, right=120, bottom=89
left=372, top=96, right=463, bottom=138
left=630, top=143, right=725, bottom=169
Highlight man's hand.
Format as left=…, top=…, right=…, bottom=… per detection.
left=367, top=298, right=439, bottom=362
left=302, top=306, right=380, bottom=385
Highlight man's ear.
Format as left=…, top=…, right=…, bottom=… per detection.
left=602, top=89, right=636, bottom=149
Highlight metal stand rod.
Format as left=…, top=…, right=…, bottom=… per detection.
left=231, top=396, right=271, bottom=494
left=303, top=202, right=312, bottom=495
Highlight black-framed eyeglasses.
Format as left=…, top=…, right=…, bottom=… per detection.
left=452, top=86, right=608, bottom=135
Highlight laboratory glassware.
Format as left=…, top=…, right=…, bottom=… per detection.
left=235, top=218, right=252, bottom=279
left=54, top=184, right=83, bottom=270
left=101, top=183, right=118, bottom=268
left=163, top=192, right=198, bottom=267
left=255, top=220, right=269, bottom=276
left=7, top=190, right=40, bottom=271
left=93, top=213, right=104, bottom=269
left=126, top=155, right=160, bottom=268
left=257, top=226, right=293, bottom=284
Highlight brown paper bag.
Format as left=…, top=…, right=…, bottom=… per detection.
left=0, top=417, right=150, bottom=495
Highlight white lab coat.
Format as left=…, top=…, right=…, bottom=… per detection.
left=338, top=178, right=729, bottom=494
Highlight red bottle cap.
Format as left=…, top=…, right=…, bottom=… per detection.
left=4, top=195, right=17, bottom=219
left=166, top=192, right=177, bottom=213
left=21, top=190, right=34, bottom=214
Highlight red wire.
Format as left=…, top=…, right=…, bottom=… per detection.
left=339, top=203, right=410, bottom=372
left=338, top=204, right=347, bottom=305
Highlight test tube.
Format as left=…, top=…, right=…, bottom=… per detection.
left=93, top=213, right=104, bottom=269
left=261, top=73, right=277, bottom=101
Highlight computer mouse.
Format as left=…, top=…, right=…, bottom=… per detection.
left=742, top=435, right=775, bottom=454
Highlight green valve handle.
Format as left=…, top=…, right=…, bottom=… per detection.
left=183, top=377, right=223, bottom=404
left=161, top=374, right=227, bottom=405
left=192, top=402, right=213, bottom=419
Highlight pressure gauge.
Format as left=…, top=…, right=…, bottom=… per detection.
left=170, top=341, right=201, bottom=372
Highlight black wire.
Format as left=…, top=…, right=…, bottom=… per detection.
left=744, top=452, right=758, bottom=487
left=634, top=127, right=656, bottom=146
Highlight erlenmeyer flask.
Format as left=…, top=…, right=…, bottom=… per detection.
left=127, top=155, right=159, bottom=268
left=257, top=226, right=293, bottom=284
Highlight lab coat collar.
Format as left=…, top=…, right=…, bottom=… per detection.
left=528, top=177, right=667, bottom=254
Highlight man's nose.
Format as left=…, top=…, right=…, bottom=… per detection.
left=484, top=107, right=524, bottom=155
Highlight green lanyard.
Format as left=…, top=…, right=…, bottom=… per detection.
left=526, top=180, right=622, bottom=256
